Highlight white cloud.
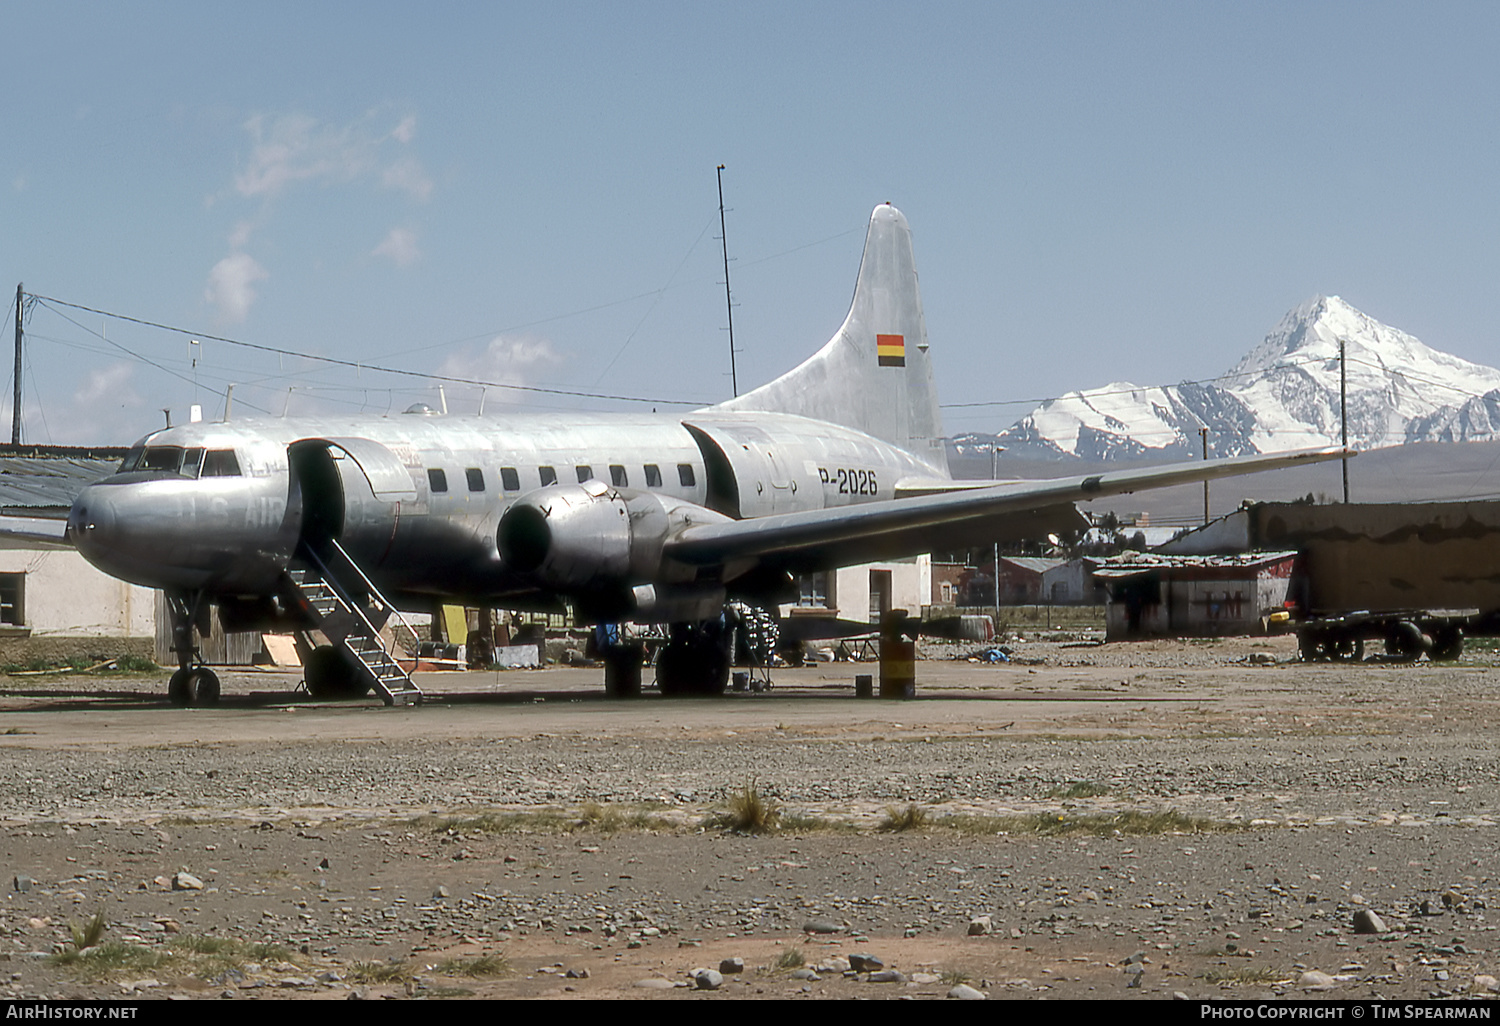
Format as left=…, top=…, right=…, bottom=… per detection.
left=234, top=112, right=366, bottom=198
left=204, top=252, right=268, bottom=323
left=233, top=111, right=431, bottom=201
left=438, top=335, right=563, bottom=390
left=73, top=364, right=137, bottom=407
left=373, top=227, right=421, bottom=267
left=13, top=365, right=144, bottom=445
left=381, top=156, right=433, bottom=201
left=227, top=219, right=256, bottom=249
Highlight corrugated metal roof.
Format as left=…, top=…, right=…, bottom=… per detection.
left=998, top=557, right=1065, bottom=574
left=0, top=454, right=122, bottom=511
left=1092, top=550, right=1298, bottom=580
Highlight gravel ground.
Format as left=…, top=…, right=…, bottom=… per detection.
left=0, top=634, right=1497, bottom=1001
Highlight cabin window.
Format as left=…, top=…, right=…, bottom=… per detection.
left=428, top=468, right=448, bottom=493
left=539, top=466, right=557, bottom=486
left=201, top=449, right=242, bottom=477
left=117, top=446, right=144, bottom=473
left=466, top=468, right=485, bottom=492
left=576, top=465, right=593, bottom=483
left=678, top=463, right=696, bottom=487
left=0, top=573, right=23, bottom=626
left=644, top=464, right=662, bottom=488
left=500, top=467, right=520, bottom=491
left=609, top=464, right=628, bottom=486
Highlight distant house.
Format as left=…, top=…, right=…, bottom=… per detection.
left=1093, top=551, right=1298, bottom=639
left=998, top=556, right=1065, bottom=604
left=1041, top=557, right=1106, bottom=605
left=930, top=561, right=967, bottom=608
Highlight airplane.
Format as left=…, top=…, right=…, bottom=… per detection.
left=64, top=203, right=1349, bottom=706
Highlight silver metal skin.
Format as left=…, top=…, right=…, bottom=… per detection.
left=63, top=204, right=1350, bottom=687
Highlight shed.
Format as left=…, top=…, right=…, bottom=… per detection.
left=1094, top=551, right=1297, bottom=639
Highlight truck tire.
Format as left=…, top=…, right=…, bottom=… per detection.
left=1430, top=626, right=1464, bottom=662
left=1384, top=620, right=1426, bottom=662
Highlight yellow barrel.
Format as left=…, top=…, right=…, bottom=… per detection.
left=879, top=638, right=916, bottom=698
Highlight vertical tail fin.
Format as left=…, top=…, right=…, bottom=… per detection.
left=715, top=203, right=947, bottom=472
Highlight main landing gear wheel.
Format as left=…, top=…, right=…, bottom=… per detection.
left=656, top=620, right=731, bottom=696
left=167, top=667, right=221, bottom=707
left=304, top=645, right=373, bottom=700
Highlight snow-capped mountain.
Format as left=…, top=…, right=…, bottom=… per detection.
left=992, top=296, right=1500, bottom=459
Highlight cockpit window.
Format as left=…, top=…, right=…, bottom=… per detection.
left=201, top=449, right=242, bottom=477
left=125, top=445, right=219, bottom=479
left=139, top=446, right=187, bottom=474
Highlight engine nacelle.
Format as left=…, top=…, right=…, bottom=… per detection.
left=498, top=481, right=730, bottom=600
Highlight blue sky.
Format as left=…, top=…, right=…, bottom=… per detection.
left=5, top=1, right=1498, bottom=444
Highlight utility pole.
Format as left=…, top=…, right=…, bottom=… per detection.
left=1340, top=339, right=1350, bottom=503
left=716, top=165, right=738, bottom=398
left=12, top=283, right=22, bottom=445
left=991, top=445, right=1000, bottom=614
left=1200, top=426, right=1209, bottom=525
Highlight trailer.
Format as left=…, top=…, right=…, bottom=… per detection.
left=1294, top=608, right=1475, bottom=663
left=1164, top=500, right=1500, bottom=663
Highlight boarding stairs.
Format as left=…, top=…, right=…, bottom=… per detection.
left=284, top=538, right=423, bottom=706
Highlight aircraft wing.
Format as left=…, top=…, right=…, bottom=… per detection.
left=666, top=446, right=1351, bottom=575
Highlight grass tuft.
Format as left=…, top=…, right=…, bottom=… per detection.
left=779, top=811, right=852, bottom=833
left=170, top=934, right=236, bottom=955
left=51, top=942, right=164, bottom=975
left=433, top=953, right=511, bottom=978
left=1047, top=780, right=1111, bottom=799
left=68, top=910, right=108, bottom=951
left=707, top=782, right=780, bottom=834
left=1201, top=966, right=1284, bottom=985
left=350, top=960, right=416, bottom=984
left=774, top=946, right=806, bottom=970
left=878, top=803, right=928, bottom=833
left=939, top=809, right=1239, bottom=837
left=245, top=941, right=291, bottom=961
left=579, top=800, right=623, bottom=832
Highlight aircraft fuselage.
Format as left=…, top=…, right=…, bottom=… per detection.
left=66, top=408, right=944, bottom=617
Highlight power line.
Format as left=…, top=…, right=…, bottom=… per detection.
left=28, top=294, right=711, bottom=408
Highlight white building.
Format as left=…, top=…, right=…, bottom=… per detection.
left=0, top=448, right=156, bottom=650
left=786, top=555, right=933, bottom=622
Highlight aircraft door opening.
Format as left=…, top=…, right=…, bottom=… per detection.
left=288, top=441, right=345, bottom=554
left=288, top=437, right=415, bottom=569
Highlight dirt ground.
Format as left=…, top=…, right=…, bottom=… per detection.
left=1, top=633, right=1498, bottom=1002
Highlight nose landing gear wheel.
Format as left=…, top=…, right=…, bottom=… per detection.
left=168, top=667, right=221, bottom=707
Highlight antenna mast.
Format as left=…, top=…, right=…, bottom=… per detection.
left=716, top=165, right=738, bottom=397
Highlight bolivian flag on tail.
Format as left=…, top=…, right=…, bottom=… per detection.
left=876, top=333, right=906, bottom=367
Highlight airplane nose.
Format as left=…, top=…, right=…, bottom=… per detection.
left=68, top=486, right=117, bottom=564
